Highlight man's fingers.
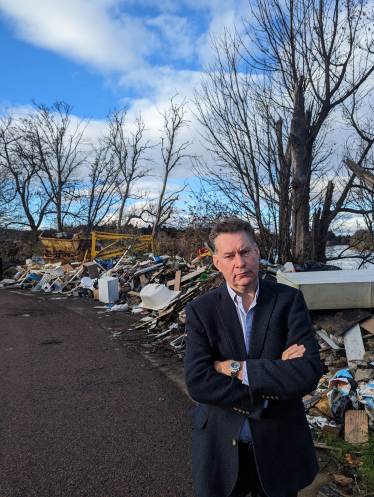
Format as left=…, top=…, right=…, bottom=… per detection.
left=282, top=344, right=306, bottom=360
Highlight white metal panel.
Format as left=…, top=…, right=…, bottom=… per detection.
left=277, top=269, right=374, bottom=309
left=343, top=323, right=366, bottom=367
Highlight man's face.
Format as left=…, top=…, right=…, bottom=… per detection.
left=213, top=231, right=260, bottom=294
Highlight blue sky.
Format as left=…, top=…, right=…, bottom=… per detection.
left=0, top=1, right=369, bottom=235
left=0, top=0, right=251, bottom=225
left=0, top=0, right=250, bottom=120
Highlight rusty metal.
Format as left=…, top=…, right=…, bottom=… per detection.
left=39, top=232, right=92, bottom=262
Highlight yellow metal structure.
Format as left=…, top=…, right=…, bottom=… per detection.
left=39, top=232, right=92, bottom=262
left=91, top=232, right=155, bottom=260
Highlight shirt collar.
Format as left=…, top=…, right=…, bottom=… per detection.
left=226, top=280, right=259, bottom=312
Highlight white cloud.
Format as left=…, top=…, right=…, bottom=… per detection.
left=0, top=0, right=156, bottom=72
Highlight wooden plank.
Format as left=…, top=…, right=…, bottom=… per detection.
left=166, top=267, right=206, bottom=287
left=139, top=274, right=146, bottom=283
left=345, top=410, right=368, bottom=444
left=62, top=264, right=74, bottom=272
left=343, top=323, right=366, bottom=367
left=174, top=270, right=182, bottom=291
left=313, top=443, right=342, bottom=452
left=360, top=317, right=374, bottom=335
left=315, top=329, right=340, bottom=350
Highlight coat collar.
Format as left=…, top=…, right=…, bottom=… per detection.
left=215, top=278, right=276, bottom=360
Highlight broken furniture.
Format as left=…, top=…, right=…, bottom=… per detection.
left=83, top=261, right=99, bottom=279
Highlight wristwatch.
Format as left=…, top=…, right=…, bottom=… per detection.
left=229, top=361, right=241, bottom=379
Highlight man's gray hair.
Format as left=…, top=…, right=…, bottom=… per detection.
left=209, top=218, right=255, bottom=254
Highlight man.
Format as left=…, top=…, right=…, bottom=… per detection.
left=184, top=218, right=322, bottom=497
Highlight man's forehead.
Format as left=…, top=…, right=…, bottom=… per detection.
left=215, top=232, right=254, bottom=252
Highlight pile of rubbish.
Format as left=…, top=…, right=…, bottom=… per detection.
left=302, top=309, right=374, bottom=442
left=0, top=249, right=221, bottom=360
left=3, top=252, right=374, bottom=441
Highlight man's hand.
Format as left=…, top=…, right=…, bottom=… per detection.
left=282, top=344, right=305, bottom=360
left=214, top=360, right=243, bottom=380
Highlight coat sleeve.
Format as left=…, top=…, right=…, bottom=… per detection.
left=245, top=289, right=322, bottom=404
left=184, top=302, right=253, bottom=411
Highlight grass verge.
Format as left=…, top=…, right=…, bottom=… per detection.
left=322, top=433, right=374, bottom=491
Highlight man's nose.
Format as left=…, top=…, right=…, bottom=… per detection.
left=234, top=253, right=246, bottom=267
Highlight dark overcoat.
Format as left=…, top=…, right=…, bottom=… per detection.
left=184, top=278, right=322, bottom=497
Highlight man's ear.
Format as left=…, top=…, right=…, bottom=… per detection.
left=213, top=254, right=220, bottom=271
left=254, top=243, right=260, bottom=258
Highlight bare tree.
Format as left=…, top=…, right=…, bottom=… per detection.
left=103, top=108, right=153, bottom=232
left=143, top=98, right=191, bottom=238
left=194, top=0, right=374, bottom=264
left=81, top=144, right=124, bottom=232
left=0, top=111, right=53, bottom=240
left=25, top=101, right=89, bottom=232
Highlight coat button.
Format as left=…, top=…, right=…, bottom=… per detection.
left=233, top=407, right=238, bottom=411
left=246, top=411, right=251, bottom=415
left=232, top=439, right=237, bottom=446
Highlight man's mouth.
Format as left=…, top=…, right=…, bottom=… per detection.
left=236, top=271, right=251, bottom=278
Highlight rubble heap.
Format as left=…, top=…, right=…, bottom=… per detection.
left=2, top=253, right=374, bottom=447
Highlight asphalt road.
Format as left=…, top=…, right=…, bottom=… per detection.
left=0, top=290, right=196, bottom=497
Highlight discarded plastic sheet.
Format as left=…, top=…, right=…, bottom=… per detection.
left=132, top=307, right=144, bottom=314
left=358, top=381, right=374, bottom=400
left=110, top=304, right=129, bottom=312
left=329, top=368, right=353, bottom=380
left=306, top=415, right=337, bottom=429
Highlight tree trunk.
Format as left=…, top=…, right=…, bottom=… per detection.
left=311, top=180, right=334, bottom=263
left=56, top=203, right=62, bottom=232
left=117, top=180, right=131, bottom=233
left=290, top=76, right=311, bottom=264
left=276, top=119, right=292, bottom=264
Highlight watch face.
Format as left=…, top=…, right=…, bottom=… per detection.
left=230, top=361, right=240, bottom=370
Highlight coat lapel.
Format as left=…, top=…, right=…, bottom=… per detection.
left=248, top=278, right=276, bottom=359
left=215, top=284, right=247, bottom=360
